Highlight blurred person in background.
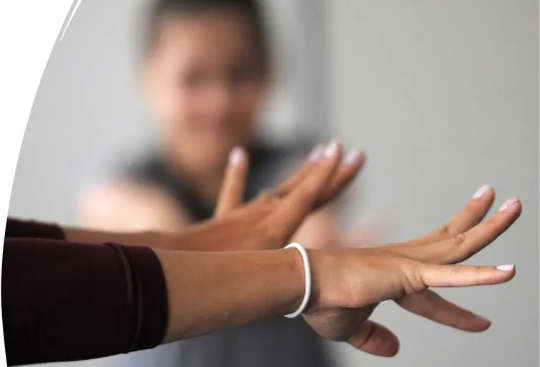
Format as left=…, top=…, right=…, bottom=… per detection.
left=81, top=0, right=364, bottom=366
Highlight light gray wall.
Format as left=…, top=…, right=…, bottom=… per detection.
left=326, top=1, right=538, bottom=366
left=9, top=1, right=538, bottom=366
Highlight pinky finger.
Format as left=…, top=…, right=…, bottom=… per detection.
left=421, top=263, right=516, bottom=288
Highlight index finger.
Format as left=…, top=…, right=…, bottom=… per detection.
left=411, top=185, right=495, bottom=245
left=316, top=149, right=365, bottom=207
left=215, top=147, right=249, bottom=218
left=275, top=144, right=324, bottom=196
left=272, top=142, right=343, bottom=235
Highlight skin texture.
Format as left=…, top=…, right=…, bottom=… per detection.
left=68, top=144, right=521, bottom=356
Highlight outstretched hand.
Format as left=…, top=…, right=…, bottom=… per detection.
left=215, top=143, right=365, bottom=219
left=303, top=185, right=520, bottom=356
left=202, top=144, right=520, bottom=358
left=175, top=142, right=365, bottom=251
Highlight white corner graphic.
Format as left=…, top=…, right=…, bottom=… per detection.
left=59, top=0, right=83, bottom=41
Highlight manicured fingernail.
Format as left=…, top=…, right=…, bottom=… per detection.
left=344, top=149, right=363, bottom=164
left=229, top=147, right=244, bottom=165
left=308, top=145, right=325, bottom=161
left=473, top=185, right=491, bottom=199
left=496, top=264, right=515, bottom=271
left=324, top=141, right=340, bottom=157
left=498, top=198, right=519, bottom=212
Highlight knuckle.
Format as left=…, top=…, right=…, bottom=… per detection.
left=451, top=233, right=466, bottom=247
left=450, top=264, right=462, bottom=275
left=438, top=224, right=451, bottom=237
left=293, top=190, right=317, bottom=208
left=400, top=260, right=426, bottom=294
left=257, top=192, right=276, bottom=205
left=257, top=222, right=282, bottom=246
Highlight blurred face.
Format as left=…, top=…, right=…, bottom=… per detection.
left=144, top=11, right=268, bottom=171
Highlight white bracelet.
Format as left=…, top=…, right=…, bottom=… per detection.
left=283, top=242, right=312, bottom=318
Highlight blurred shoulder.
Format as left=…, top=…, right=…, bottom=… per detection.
left=78, top=178, right=189, bottom=232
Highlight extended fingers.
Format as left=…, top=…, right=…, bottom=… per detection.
left=413, top=185, right=495, bottom=245
left=215, top=147, right=249, bottom=218
left=277, top=144, right=365, bottom=205
left=421, top=263, right=516, bottom=288
left=396, top=289, right=491, bottom=332
left=392, top=196, right=521, bottom=264
left=427, top=198, right=522, bottom=264
left=276, top=145, right=324, bottom=196
left=271, top=142, right=343, bottom=234
left=317, top=148, right=365, bottom=206
left=347, top=320, right=399, bottom=357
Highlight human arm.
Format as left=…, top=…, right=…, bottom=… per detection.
left=213, top=158, right=522, bottom=356
left=2, top=187, right=519, bottom=365
left=158, top=192, right=520, bottom=346
left=66, top=143, right=364, bottom=251
left=3, top=143, right=520, bottom=363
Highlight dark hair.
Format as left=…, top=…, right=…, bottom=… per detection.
left=145, top=0, right=270, bottom=71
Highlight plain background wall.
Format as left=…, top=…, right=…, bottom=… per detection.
left=9, top=1, right=538, bottom=366
left=327, top=1, right=538, bottom=366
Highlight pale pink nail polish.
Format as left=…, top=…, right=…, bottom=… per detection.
left=229, top=147, right=244, bottom=165
left=496, top=264, right=515, bottom=271
left=473, top=185, right=491, bottom=199
left=308, top=145, right=324, bottom=161
left=324, top=141, right=340, bottom=157
left=498, top=198, right=519, bottom=212
left=344, top=149, right=363, bottom=164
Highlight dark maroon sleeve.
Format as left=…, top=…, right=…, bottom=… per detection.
left=5, top=218, right=65, bottom=240
left=2, top=237, right=168, bottom=365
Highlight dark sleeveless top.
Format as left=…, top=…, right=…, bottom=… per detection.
left=125, top=144, right=331, bottom=367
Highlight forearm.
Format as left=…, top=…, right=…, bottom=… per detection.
left=63, top=221, right=235, bottom=251
left=64, top=218, right=272, bottom=252
left=156, top=247, right=306, bottom=342
left=64, top=226, right=179, bottom=249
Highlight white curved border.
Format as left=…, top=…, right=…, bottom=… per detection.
left=0, top=1, right=77, bottom=365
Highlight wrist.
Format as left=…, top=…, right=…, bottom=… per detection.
left=281, top=247, right=336, bottom=315
left=305, top=249, right=336, bottom=312
left=282, top=247, right=309, bottom=315
left=282, top=243, right=313, bottom=318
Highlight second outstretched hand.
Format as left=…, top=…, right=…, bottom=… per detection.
left=64, top=142, right=365, bottom=250
left=170, top=142, right=365, bottom=251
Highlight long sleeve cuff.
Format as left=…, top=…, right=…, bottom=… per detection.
left=5, top=218, right=65, bottom=240
left=2, top=237, right=168, bottom=365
